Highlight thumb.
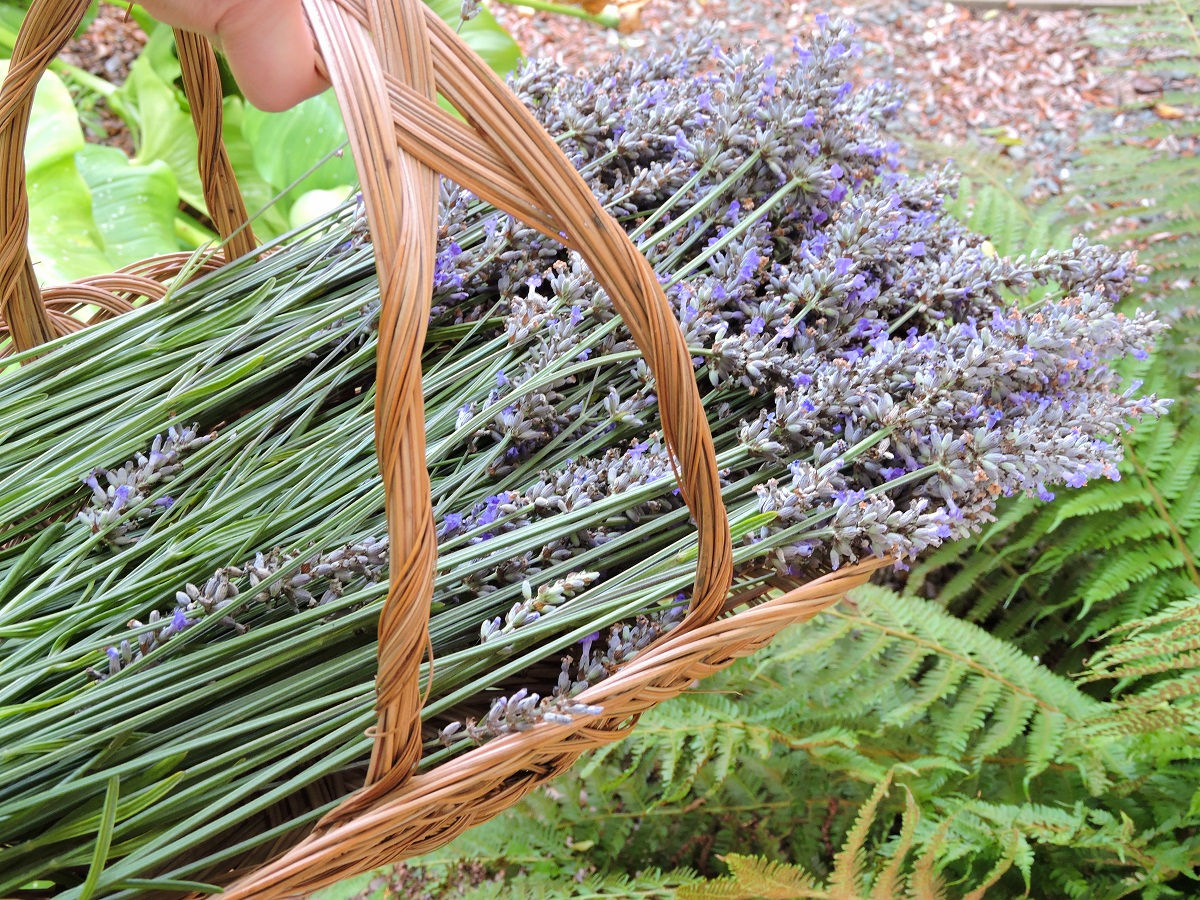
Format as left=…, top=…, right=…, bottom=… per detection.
left=215, top=0, right=329, bottom=112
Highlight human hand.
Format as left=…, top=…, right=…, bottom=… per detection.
left=135, top=0, right=329, bottom=112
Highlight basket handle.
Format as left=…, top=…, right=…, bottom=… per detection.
left=3, top=0, right=735, bottom=827
left=300, top=0, right=734, bottom=814
left=0, top=0, right=254, bottom=352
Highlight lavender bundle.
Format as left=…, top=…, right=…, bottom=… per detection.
left=0, top=23, right=1165, bottom=893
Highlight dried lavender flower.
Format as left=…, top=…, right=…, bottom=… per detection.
left=89, top=537, right=388, bottom=679
left=77, top=425, right=211, bottom=546
left=442, top=602, right=686, bottom=747
left=479, top=571, right=601, bottom=648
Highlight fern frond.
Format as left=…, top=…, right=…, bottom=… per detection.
left=1083, top=593, right=1200, bottom=683
left=907, top=811, right=954, bottom=900
left=969, top=690, right=1037, bottom=763
left=1021, top=710, right=1067, bottom=789
left=354, top=572, right=1200, bottom=899
left=960, top=831, right=1018, bottom=900
left=828, top=772, right=894, bottom=898
left=1076, top=545, right=1186, bottom=617
left=828, top=586, right=1099, bottom=776
left=678, top=854, right=826, bottom=900
left=869, top=785, right=919, bottom=900
left=939, top=159, right=1071, bottom=260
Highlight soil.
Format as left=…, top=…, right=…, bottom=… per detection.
left=491, top=0, right=1168, bottom=196
left=63, top=0, right=1172, bottom=197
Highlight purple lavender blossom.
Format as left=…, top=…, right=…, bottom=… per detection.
left=402, top=23, right=1168, bottom=711
left=78, top=425, right=211, bottom=546
left=90, top=538, right=388, bottom=680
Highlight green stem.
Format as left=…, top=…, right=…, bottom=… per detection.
left=637, top=150, right=764, bottom=254
left=175, top=213, right=217, bottom=249
left=665, top=176, right=804, bottom=287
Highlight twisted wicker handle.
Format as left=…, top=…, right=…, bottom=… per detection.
left=301, top=0, right=734, bottom=804
left=0, top=0, right=254, bottom=352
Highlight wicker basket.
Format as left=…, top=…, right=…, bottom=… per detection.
left=0, top=1, right=885, bottom=895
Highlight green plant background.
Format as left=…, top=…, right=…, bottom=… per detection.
left=0, top=0, right=521, bottom=282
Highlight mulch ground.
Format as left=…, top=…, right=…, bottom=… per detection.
left=65, top=0, right=1173, bottom=195
left=62, top=0, right=1189, bottom=199
left=60, top=5, right=146, bottom=154
left=492, top=0, right=1175, bottom=195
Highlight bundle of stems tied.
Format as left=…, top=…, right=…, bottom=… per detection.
left=0, top=22, right=1166, bottom=894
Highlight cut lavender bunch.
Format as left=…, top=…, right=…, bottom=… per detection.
left=439, top=604, right=684, bottom=748
left=87, top=538, right=388, bottom=680
left=78, top=17, right=1167, bottom=727
left=479, top=571, right=601, bottom=648
left=421, top=21, right=1166, bottom=586
left=0, top=22, right=1170, bottom=895
left=437, top=690, right=605, bottom=746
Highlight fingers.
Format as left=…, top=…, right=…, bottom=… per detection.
left=136, top=0, right=330, bottom=112
left=133, top=0, right=216, bottom=33
left=215, top=0, right=329, bottom=112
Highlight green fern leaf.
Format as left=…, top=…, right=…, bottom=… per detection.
left=1078, top=545, right=1185, bottom=616
left=869, top=785, right=919, bottom=900
left=677, top=854, right=826, bottom=900
left=828, top=773, right=894, bottom=898
left=969, top=691, right=1037, bottom=763
left=1044, top=479, right=1148, bottom=533
left=1022, top=710, right=1067, bottom=788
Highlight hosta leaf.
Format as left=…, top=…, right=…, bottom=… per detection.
left=218, top=97, right=291, bottom=240
left=241, top=90, right=357, bottom=202
left=115, top=25, right=205, bottom=212
left=76, top=145, right=180, bottom=267
left=0, top=60, right=110, bottom=283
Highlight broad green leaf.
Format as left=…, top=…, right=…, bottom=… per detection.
left=0, top=3, right=96, bottom=54
left=241, top=90, right=356, bottom=200
left=0, top=60, right=109, bottom=283
left=76, top=145, right=180, bottom=266
left=20, top=57, right=85, bottom=171
left=289, top=185, right=355, bottom=230
left=115, top=24, right=205, bottom=212
left=0, top=7, right=27, bottom=56
left=238, top=0, right=520, bottom=206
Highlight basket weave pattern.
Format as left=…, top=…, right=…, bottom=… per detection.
left=0, top=1, right=882, bottom=895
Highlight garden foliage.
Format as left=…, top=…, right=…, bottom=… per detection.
left=905, top=1, right=1200, bottom=678
left=342, top=581, right=1197, bottom=898
left=0, top=0, right=520, bottom=278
